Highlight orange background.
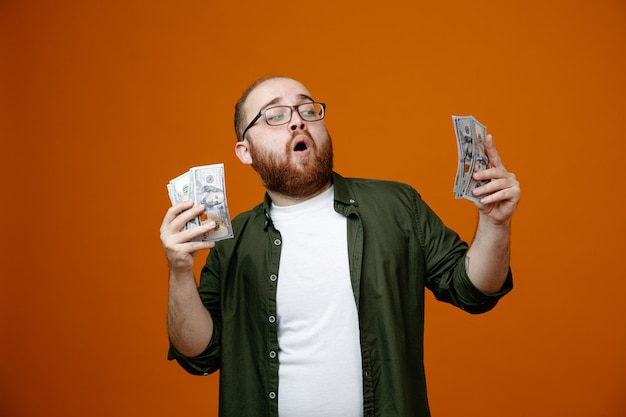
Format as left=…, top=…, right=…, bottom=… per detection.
left=2, top=1, right=625, bottom=416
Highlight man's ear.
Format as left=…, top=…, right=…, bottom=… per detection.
left=235, top=140, right=253, bottom=165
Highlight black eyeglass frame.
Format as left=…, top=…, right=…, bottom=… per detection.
left=240, top=102, right=326, bottom=141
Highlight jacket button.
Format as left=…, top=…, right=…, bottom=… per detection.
left=268, top=391, right=276, bottom=400
left=269, top=274, right=277, bottom=282
left=273, top=239, right=281, bottom=246
left=268, top=315, right=276, bottom=323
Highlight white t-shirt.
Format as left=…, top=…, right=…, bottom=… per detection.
left=271, top=186, right=363, bottom=417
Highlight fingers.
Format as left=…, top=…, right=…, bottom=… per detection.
left=160, top=201, right=195, bottom=234
left=470, top=135, right=521, bottom=206
left=472, top=165, right=514, bottom=184
left=160, top=203, right=216, bottom=270
left=161, top=203, right=215, bottom=243
left=166, top=223, right=217, bottom=249
left=484, top=134, right=505, bottom=170
left=473, top=167, right=519, bottom=193
left=471, top=135, right=511, bottom=183
left=475, top=178, right=520, bottom=205
left=466, top=134, right=521, bottom=224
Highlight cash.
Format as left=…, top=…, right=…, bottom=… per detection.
left=166, top=163, right=234, bottom=242
left=452, top=115, right=490, bottom=202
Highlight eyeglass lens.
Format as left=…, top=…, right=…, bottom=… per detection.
left=264, top=103, right=324, bottom=126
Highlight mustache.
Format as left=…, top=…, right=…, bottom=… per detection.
left=291, top=129, right=313, bottom=140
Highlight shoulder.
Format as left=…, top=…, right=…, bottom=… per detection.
left=227, top=203, right=268, bottom=241
left=334, top=173, right=422, bottom=205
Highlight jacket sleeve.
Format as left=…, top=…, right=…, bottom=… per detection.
left=411, top=186, right=513, bottom=313
left=167, top=330, right=221, bottom=376
left=167, top=248, right=223, bottom=375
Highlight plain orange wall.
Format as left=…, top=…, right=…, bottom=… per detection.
left=2, top=1, right=625, bottom=416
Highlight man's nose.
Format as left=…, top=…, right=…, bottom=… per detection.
left=289, top=111, right=306, bottom=131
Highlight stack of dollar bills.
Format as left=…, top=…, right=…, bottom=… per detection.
left=167, top=163, right=234, bottom=242
left=452, top=115, right=491, bottom=203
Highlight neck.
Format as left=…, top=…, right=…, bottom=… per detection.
left=267, top=182, right=332, bottom=207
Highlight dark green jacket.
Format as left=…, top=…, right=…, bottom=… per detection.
left=169, top=172, right=513, bottom=417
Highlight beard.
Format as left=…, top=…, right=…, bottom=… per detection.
left=249, top=131, right=334, bottom=199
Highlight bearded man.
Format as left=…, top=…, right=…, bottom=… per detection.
left=160, top=76, right=521, bottom=417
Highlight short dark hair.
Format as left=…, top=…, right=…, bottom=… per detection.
left=234, top=74, right=286, bottom=142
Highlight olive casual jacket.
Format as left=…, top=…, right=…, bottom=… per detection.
left=168, top=172, right=513, bottom=417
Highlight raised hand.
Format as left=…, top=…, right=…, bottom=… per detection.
left=160, top=201, right=216, bottom=273
left=471, top=134, right=521, bottom=226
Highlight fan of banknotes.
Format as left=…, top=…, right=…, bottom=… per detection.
left=167, top=163, right=234, bottom=242
left=452, top=115, right=491, bottom=202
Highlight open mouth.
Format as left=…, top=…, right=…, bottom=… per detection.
left=294, top=141, right=308, bottom=152
left=292, top=135, right=312, bottom=153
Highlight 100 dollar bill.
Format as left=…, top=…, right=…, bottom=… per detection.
left=452, top=115, right=490, bottom=202
left=167, top=163, right=234, bottom=242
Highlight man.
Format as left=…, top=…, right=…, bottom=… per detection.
left=160, top=76, right=521, bottom=417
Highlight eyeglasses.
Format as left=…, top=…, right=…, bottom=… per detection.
left=241, top=102, right=326, bottom=141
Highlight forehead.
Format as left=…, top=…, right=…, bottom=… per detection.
left=244, top=78, right=313, bottom=115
